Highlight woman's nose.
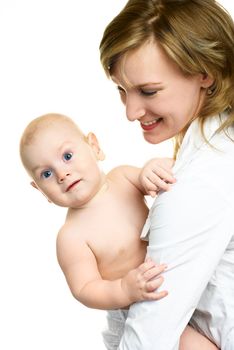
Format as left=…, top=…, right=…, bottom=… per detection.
left=125, top=95, right=145, bottom=122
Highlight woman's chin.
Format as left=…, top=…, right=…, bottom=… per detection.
left=143, top=131, right=165, bottom=145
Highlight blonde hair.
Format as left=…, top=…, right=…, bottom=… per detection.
left=19, top=113, right=84, bottom=168
left=100, top=0, right=234, bottom=156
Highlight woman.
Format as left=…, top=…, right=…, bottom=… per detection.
left=99, top=0, right=234, bottom=349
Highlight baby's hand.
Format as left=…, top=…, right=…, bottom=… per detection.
left=121, top=258, right=168, bottom=304
left=139, top=157, right=176, bottom=197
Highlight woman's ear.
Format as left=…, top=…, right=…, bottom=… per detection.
left=30, top=181, right=52, bottom=203
left=86, top=132, right=105, bottom=161
left=200, top=73, right=214, bottom=89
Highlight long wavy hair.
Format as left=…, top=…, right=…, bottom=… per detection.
left=100, top=0, right=234, bottom=156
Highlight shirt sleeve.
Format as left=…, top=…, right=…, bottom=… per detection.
left=118, top=140, right=234, bottom=350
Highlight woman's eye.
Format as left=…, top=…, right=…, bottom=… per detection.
left=140, top=89, right=157, bottom=96
left=42, top=170, right=52, bottom=179
left=63, top=152, right=73, bottom=161
left=117, top=86, right=127, bottom=104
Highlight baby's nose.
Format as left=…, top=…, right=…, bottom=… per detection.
left=58, top=172, right=70, bottom=183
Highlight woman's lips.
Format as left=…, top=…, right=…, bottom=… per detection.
left=140, top=118, right=162, bottom=131
left=66, top=180, right=81, bottom=192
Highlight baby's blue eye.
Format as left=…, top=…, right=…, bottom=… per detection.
left=63, top=152, right=73, bottom=161
left=42, top=170, right=52, bottom=179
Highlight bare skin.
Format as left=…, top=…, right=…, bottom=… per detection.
left=57, top=165, right=161, bottom=309
left=57, top=164, right=218, bottom=349
left=21, top=114, right=218, bottom=349
left=180, top=326, right=218, bottom=350
left=22, top=115, right=171, bottom=310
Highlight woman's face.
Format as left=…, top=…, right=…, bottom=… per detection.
left=111, top=40, right=212, bottom=144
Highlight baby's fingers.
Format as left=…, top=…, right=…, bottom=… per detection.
left=144, top=171, right=176, bottom=192
left=143, top=290, right=168, bottom=301
left=146, top=275, right=165, bottom=292
left=158, top=171, right=176, bottom=186
left=138, top=258, right=157, bottom=273
left=151, top=169, right=176, bottom=189
left=149, top=190, right=157, bottom=198
left=142, top=177, right=158, bottom=192
left=143, top=264, right=167, bottom=281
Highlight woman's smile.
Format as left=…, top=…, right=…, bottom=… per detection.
left=140, top=118, right=163, bottom=131
left=112, top=40, right=210, bottom=144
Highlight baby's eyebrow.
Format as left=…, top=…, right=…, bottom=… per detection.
left=31, top=165, right=41, bottom=173
left=31, top=165, right=49, bottom=176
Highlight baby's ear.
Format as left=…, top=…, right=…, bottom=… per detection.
left=30, top=181, right=38, bottom=190
left=86, top=132, right=105, bottom=161
left=30, top=181, right=52, bottom=203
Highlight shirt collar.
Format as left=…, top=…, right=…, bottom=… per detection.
left=174, top=113, right=226, bottom=174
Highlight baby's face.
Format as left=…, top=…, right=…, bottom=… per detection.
left=24, top=123, right=104, bottom=208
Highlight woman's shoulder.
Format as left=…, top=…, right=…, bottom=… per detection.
left=179, top=113, right=234, bottom=159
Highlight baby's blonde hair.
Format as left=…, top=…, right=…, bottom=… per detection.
left=100, top=0, right=234, bottom=156
left=19, top=113, right=84, bottom=169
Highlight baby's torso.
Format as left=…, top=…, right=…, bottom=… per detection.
left=66, top=174, right=149, bottom=280
left=90, top=188, right=148, bottom=280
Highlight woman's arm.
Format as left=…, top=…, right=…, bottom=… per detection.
left=118, top=137, right=234, bottom=349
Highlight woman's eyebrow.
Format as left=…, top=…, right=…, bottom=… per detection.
left=112, top=73, right=163, bottom=89
left=117, top=82, right=163, bottom=90
left=136, top=82, right=163, bottom=88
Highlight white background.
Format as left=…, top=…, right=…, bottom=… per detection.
left=0, top=1, right=233, bottom=349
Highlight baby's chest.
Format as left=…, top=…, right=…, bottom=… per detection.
left=92, top=225, right=146, bottom=280
left=89, top=215, right=139, bottom=254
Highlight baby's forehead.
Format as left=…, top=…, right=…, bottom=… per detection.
left=21, top=122, right=78, bottom=156
left=33, top=120, right=82, bottom=139
left=20, top=115, right=85, bottom=172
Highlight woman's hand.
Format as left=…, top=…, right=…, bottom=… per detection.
left=139, top=157, right=176, bottom=197
left=121, top=258, right=168, bottom=305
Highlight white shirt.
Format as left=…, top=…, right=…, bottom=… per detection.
left=118, top=114, right=234, bottom=350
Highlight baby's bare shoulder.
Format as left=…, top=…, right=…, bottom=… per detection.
left=108, top=165, right=143, bottom=193
left=56, top=222, right=92, bottom=270
left=57, top=222, right=83, bottom=251
left=108, top=164, right=138, bottom=176
left=57, top=218, right=86, bottom=247
left=108, top=165, right=140, bottom=183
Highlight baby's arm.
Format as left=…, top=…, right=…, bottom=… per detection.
left=112, top=158, right=176, bottom=197
left=57, top=229, right=167, bottom=310
left=120, top=257, right=168, bottom=306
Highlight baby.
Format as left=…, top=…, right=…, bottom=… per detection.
left=20, top=113, right=217, bottom=350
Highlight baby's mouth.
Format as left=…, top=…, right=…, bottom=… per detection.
left=66, top=180, right=81, bottom=192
